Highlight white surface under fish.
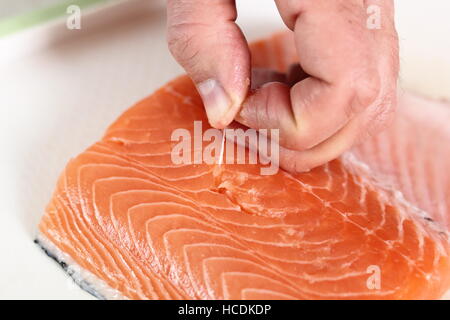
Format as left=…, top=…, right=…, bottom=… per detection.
left=0, top=0, right=449, bottom=299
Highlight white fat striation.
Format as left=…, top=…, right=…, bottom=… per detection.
left=342, top=152, right=450, bottom=299
left=38, top=77, right=450, bottom=300
left=343, top=152, right=449, bottom=240
left=352, top=91, right=450, bottom=232
left=36, top=233, right=127, bottom=300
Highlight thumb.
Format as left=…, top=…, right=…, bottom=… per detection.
left=167, top=0, right=250, bottom=129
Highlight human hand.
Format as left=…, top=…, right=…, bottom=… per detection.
left=167, top=0, right=399, bottom=172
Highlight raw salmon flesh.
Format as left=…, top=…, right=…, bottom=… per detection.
left=36, top=33, right=450, bottom=299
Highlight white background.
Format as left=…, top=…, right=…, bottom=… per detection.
left=0, top=0, right=449, bottom=299
left=0, top=0, right=62, bottom=19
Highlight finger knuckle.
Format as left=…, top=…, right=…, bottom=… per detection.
left=167, top=24, right=201, bottom=68
left=368, top=90, right=397, bottom=130
left=349, top=73, right=382, bottom=113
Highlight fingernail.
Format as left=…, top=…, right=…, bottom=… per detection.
left=197, top=79, right=232, bottom=128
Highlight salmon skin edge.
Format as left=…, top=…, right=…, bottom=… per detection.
left=34, top=233, right=125, bottom=300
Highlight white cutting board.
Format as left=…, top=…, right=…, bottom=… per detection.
left=0, top=0, right=449, bottom=300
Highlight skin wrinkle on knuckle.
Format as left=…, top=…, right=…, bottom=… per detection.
left=168, top=25, right=222, bottom=74
left=354, top=76, right=381, bottom=113
left=167, top=29, right=200, bottom=69
left=368, top=91, right=396, bottom=133
left=343, top=56, right=383, bottom=114
left=355, top=90, right=395, bottom=145
left=167, top=0, right=197, bottom=25
left=167, top=0, right=240, bottom=69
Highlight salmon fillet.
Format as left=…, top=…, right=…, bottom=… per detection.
left=37, top=33, right=450, bottom=300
